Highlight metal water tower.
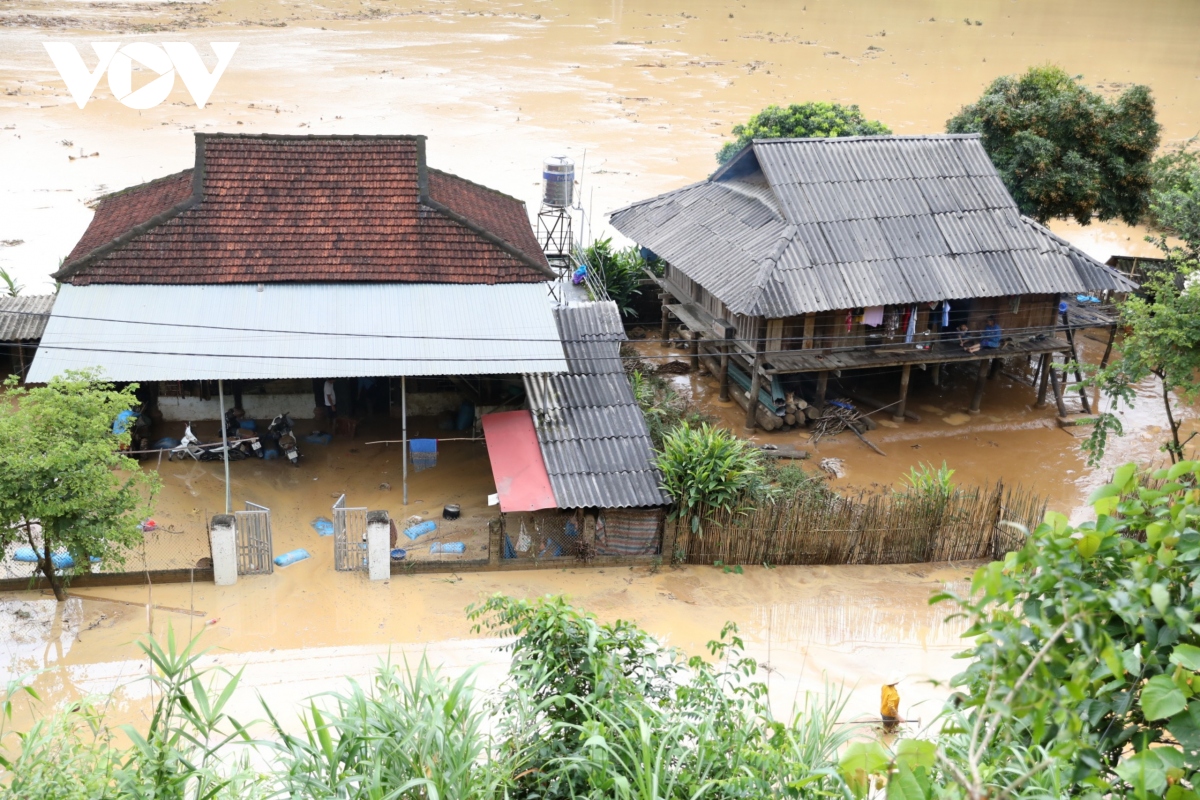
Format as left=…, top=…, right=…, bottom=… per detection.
left=537, top=156, right=574, bottom=270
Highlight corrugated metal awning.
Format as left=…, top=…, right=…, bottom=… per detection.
left=481, top=410, right=557, bottom=513
left=27, top=282, right=568, bottom=382
left=0, top=295, right=55, bottom=342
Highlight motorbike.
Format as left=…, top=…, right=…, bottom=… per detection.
left=168, top=422, right=250, bottom=463
left=269, top=413, right=300, bottom=466
left=225, top=407, right=263, bottom=458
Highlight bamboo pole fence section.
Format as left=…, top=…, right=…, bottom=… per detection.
left=671, top=481, right=1046, bottom=567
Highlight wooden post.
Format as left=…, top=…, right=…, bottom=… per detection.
left=716, top=320, right=735, bottom=402
left=815, top=370, right=829, bottom=410
left=893, top=364, right=912, bottom=422
left=802, top=313, right=816, bottom=350
left=987, top=357, right=1001, bottom=379
left=1099, top=323, right=1118, bottom=369
left=1049, top=361, right=1068, bottom=417
left=688, top=331, right=699, bottom=372
left=659, top=293, right=671, bottom=345
left=968, top=359, right=989, bottom=414
left=744, top=352, right=764, bottom=431
left=1034, top=353, right=1051, bottom=408
left=15, top=343, right=25, bottom=383
left=930, top=362, right=941, bottom=387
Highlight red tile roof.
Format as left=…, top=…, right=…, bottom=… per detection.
left=58, top=134, right=553, bottom=285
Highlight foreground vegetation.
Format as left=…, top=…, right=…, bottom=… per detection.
left=4, top=461, right=1199, bottom=798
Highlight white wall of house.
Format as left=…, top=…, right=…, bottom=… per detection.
left=159, top=393, right=317, bottom=421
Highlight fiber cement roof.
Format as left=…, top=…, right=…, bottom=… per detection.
left=609, top=135, right=1135, bottom=317
left=0, top=295, right=55, bottom=342
left=524, top=301, right=668, bottom=509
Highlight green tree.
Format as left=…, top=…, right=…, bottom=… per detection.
left=581, top=238, right=657, bottom=319
left=717, top=102, right=891, bottom=164
left=1148, top=137, right=1200, bottom=258
left=930, top=462, right=1200, bottom=798
left=1082, top=253, right=1200, bottom=465
left=947, top=65, right=1160, bottom=225
left=0, top=370, right=158, bottom=600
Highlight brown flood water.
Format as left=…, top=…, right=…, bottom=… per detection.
left=1, top=0, right=1198, bottom=731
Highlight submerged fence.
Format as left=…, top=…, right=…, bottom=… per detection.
left=672, top=481, right=1046, bottom=567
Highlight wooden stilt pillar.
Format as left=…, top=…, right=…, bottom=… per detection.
left=969, top=359, right=989, bottom=414
left=1061, top=311, right=1091, bottom=414
left=893, top=364, right=912, bottom=423
left=1034, top=353, right=1051, bottom=408
left=987, top=357, right=1001, bottom=379
left=688, top=332, right=700, bottom=372
left=815, top=371, right=829, bottom=410
left=744, top=352, right=764, bottom=431
left=659, top=293, right=671, bottom=345
left=930, top=363, right=941, bottom=387
left=717, top=321, right=735, bottom=402
left=1099, top=323, right=1118, bottom=369
left=1049, top=361, right=1068, bottom=417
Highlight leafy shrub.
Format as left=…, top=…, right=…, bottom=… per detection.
left=581, top=238, right=654, bottom=318
left=1148, top=137, right=1200, bottom=257
left=717, top=102, right=891, bottom=164
left=656, top=423, right=768, bottom=530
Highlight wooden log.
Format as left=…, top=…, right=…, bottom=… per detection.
left=836, top=388, right=921, bottom=422
left=1034, top=352, right=1051, bottom=408
left=815, top=371, right=829, bottom=409
left=745, top=352, right=765, bottom=431
left=969, top=359, right=989, bottom=414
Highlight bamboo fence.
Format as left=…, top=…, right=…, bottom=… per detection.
left=671, top=481, right=1046, bottom=567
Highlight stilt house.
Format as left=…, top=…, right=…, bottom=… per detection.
left=610, top=134, right=1134, bottom=423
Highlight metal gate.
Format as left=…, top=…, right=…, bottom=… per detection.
left=333, top=494, right=368, bottom=571
left=234, top=501, right=273, bottom=575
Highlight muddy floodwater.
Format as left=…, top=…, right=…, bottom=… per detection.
left=1, top=0, right=1198, bottom=733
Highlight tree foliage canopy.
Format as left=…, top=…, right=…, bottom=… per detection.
left=935, top=462, right=1200, bottom=797
left=0, top=370, right=157, bottom=599
left=947, top=65, right=1160, bottom=225
left=717, top=102, right=891, bottom=164
left=1148, top=138, right=1200, bottom=258
left=1083, top=253, right=1200, bottom=465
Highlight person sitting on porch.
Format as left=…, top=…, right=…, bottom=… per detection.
left=982, top=316, right=1002, bottom=349
left=956, top=324, right=981, bottom=354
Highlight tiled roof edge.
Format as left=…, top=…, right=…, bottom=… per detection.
left=419, top=190, right=557, bottom=280
left=427, top=167, right=528, bottom=207
left=87, top=167, right=193, bottom=206
left=751, top=133, right=983, bottom=144
left=606, top=178, right=711, bottom=218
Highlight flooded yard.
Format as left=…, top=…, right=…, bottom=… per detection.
left=0, top=0, right=1197, bottom=737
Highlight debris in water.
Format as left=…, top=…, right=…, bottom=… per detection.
left=379, top=482, right=391, bottom=490
left=311, top=518, right=334, bottom=536
left=819, top=458, right=846, bottom=478
left=206, top=618, right=219, bottom=626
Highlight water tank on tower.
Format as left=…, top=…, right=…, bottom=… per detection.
left=542, top=156, right=575, bottom=208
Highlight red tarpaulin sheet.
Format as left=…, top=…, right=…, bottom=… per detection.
left=481, top=410, right=557, bottom=512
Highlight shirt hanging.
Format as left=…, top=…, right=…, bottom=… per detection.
left=863, top=306, right=885, bottom=327
left=905, top=305, right=918, bottom=343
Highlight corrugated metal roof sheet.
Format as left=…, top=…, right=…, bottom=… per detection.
left=0, top=295, right=54, bottom=342
left=524, top=301, right=668, bottom=509
left=26, top=283, right=567, bottom=382
left=609, top=135, right=1136, bottom=316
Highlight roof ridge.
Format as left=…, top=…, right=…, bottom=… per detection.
left=199, top=132, right=427, bottom=141
left=744, top=225, right=797, bottom=315
left=751, top=133, right=983, bottom=144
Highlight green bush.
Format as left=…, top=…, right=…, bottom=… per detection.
left=1148, top=137, right=1200, bottom=257
left=581, top=238, right=655, bottom=318
left=717, top=102, right=891, bottom=164
left=656, top=423, right=768, bottom=530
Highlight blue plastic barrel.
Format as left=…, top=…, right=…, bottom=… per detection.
left=11, top=548, right=96, bottom=569
left=274, top=549, right=310, bottom=567
left=404, top=520, right=437, bottom=540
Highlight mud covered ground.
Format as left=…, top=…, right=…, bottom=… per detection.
left=1, top=0, right=1198, bottom=734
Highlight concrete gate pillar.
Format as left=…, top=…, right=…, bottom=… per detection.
left=210, top=514, right=237, bottom=586
left=366, top=510, right=391, bottom=581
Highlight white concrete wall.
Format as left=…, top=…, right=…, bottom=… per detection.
left=366, top=511, right=390, bottom=582
left=159, top=393, right=318, bottom=421
left=210, top=515, right=237, bottom=586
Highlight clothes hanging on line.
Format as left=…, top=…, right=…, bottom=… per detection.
left=905, top=305, right=918, bottom=343
left=863, top=306, right=885, bottom=327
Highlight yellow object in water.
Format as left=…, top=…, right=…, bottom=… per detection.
left=881, top=684, right=900, bottom=731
